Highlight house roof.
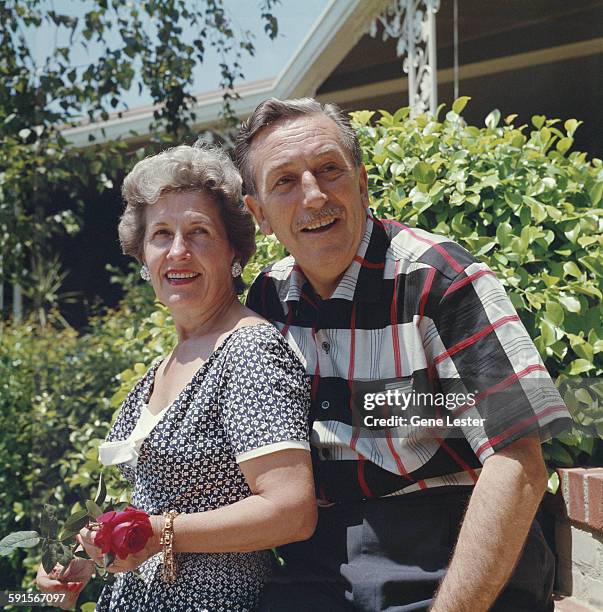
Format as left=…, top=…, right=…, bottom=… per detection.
left=63, top=0, right=390, bottom=147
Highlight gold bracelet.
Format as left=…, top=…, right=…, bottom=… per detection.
left=160, top=510, right=179, bottom=583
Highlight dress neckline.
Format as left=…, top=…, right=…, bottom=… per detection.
left=144, top=322, right=274, bottom=409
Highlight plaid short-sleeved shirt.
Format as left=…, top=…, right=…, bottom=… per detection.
left=246, top=210, right=571, bottom=504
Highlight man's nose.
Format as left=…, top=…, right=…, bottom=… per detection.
left=301, top=171, right=327, bottom=208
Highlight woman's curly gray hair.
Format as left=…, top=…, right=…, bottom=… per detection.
left=118, top=144, right=255, bottom=294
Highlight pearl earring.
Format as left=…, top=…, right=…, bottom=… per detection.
left=231, top=261, right=242, bottom=278
left=140, top=265, right=151, bottom=282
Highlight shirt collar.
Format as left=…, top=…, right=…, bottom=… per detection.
left=280, top=208, right=389, bottom=306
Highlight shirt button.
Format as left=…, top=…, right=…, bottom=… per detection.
left=321, top=400, right=330, bottom=410
left=321, top=341, right=330, bottom=353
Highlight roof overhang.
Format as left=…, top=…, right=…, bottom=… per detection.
left=62, top=0, right=390, bottom=147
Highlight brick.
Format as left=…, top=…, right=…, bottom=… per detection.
left=586, top=471, right=603, bottom=531
left=563, top=468, right=587, bottom=524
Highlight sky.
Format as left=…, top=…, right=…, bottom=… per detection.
left=28, top=0, right=331, bottom=111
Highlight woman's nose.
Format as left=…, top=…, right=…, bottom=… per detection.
left=168, top=233, right=189, bottom=259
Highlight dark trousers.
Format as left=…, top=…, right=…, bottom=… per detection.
left=258, top=488, right=555, bottom=611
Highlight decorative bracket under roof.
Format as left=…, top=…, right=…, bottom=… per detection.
left=369, top=0, right=440, bottom=116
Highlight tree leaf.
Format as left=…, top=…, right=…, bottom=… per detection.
left=412, top=162, right=435, bottom=185
left=532, top=115, right=546, bottom=129
left=559, top=295, right=581, bottom=313
left=452, top=96, right=471, bottom=114
left=485, top=109, right=501, bottom=129
left=568, top=359, right=594, bottom=376
left=0, top=531, right=40, bottom=556
left=547, top=471, right=559, bottom=494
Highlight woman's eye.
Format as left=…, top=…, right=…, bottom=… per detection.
left=275, top=176, right=293, bottom=187
left=153, top=229, right=170, bottom=237
left=191, top=226, right=208, bottom=235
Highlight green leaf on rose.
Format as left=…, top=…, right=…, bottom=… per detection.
left=94, top=472, right=107, bottom=507
left=86, top=500, right=103, bottom=519
left=40, top=504, right=60, bottom=539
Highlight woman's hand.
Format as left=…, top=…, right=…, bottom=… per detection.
left=36, top=557, right=95, bottom=610
left=77, top=529, right=103, bottom=566
left=79, top=515, right=163, bottom=574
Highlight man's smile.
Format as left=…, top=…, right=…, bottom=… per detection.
left=300, top=218, right=338, bottom=233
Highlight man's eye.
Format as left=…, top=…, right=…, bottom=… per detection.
left=153, top=229, right=170, bottom=237
left=191, top=227, right=208, bottom=235
left=321, top=164, right=339, bottom=173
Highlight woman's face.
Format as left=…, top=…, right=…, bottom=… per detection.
left=142, top=190, right=236, bottom=314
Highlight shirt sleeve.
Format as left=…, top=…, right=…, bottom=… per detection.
left=219, top=324, right=311, bottom=463
left=428, top=261, right=572, bottom=463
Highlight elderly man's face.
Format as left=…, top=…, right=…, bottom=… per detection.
left=244, top=113, right=369, bottom=298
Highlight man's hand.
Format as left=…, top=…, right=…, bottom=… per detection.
left=431, top=437, right=548, bottom=612
left=36, top=557, right=95, bottom=610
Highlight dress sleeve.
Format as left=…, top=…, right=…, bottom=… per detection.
left=219, top=325, right=311, bottom=463
left=428, top=261, right=572, bottom=463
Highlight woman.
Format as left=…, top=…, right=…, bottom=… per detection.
left=37, top=144, right=316, bottom=611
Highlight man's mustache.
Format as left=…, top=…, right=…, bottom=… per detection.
left=295, top=206, right=344, bottom=231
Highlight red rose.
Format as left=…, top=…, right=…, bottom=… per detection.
left=93, top=507, right=153, bottom=559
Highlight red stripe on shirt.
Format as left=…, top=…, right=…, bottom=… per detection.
left=454, top=363, right=548, bottom=418
left=382, top=219, right=464, bottom=274
left=443, top=269, right=496, bottom=297
left=418, top=267, right=436, bottom=326
left=281, top=305, right=294, bottom=338
left=391, top=260, right=403, bottom=378
left=434, top=314, right=520, bottom=366
left=432, top=434, right=479, bottom=483
left=301, top=291, right=318, bottom=309
left=475, top=404, right=568, bottom=459
left=353, top=255, right=385, bottom=269
left=357, top=455, right=374, bottom=498
left=386, top=261, right=417, bottom=482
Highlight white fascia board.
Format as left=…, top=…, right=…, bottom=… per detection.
left=278, top=0, right=391, bottom=100
left=62, top=0, right=391, bottom=147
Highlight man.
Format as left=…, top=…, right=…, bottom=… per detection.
left=235, top=98, right=570, bottom=611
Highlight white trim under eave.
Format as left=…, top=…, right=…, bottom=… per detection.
left=317, top=37, right=603, bottom=107
left=61, top=0, right=390, bottom=148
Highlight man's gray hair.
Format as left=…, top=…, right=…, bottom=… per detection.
left=234, top=97, right=362, bottom=196
left=119, top=144, right=255, bottom=294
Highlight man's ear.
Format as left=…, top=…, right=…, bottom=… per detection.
left=358, top=163, right=369, bottom=210
left=244, top=194, right=273, bottom=236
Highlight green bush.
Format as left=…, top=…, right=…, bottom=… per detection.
left=0, top=273, right=171, bottom=595
left=350, top=100, right=603, bottom=467
left=2, top=100, right=601, bottom=598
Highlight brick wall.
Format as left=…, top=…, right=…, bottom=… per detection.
left=550, top=468, right=603, bottom=611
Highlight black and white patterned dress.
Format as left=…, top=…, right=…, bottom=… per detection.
left=96, top=324, right=311, bottom=612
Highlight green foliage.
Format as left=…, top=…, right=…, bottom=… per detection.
left=1, top=0, right=281, bottom=320
left=350, top=101, right=603, bottom=468
left=0, top=277, right=164, bottom=591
